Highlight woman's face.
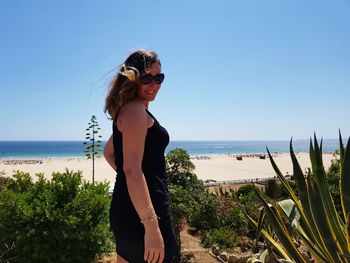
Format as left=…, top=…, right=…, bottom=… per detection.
left=138, top=62, right=162, bottom=104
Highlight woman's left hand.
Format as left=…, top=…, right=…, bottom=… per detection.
left=144, top=222, right=164, bottom=263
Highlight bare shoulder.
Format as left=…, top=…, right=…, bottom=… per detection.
left=117, top=101, right=148, bottom=131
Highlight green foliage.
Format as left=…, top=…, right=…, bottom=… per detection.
left=83, top=115, right=103, bottom=183
left=166, top=148, right=255, bottom=250
left=169, top=185, right=194, bottom=228
left=265, top=179, right=297, bottom=201
left=166, top=148, right=195, bottom=175
left=169, top=185, right=195, bottom=251
left=326, top=151, right=342, bottom=213
left=236, top=184, right=256, bottom=197
left=280, top=180, right=298, bottom=199
left=0, top=175, right=11, bottom=190
left=166, top=148, right=203, bottom=220
left=166, top=148, right=206, bottom=255
left=265, top=179, right=280, bottom=199
left=166, top=148, right=204, bottom=219
left=328, top=151, right=340, bottom=175
left=240, top=134, right=350, bottom=263
left=236, top=185, right=271, bottom=229
left=213, top=191, right=249, bottom=235
left=168, top=171, right=204, bottom=193
left=202, top=227, right=241, bottom=249
left=189, top=193, right=221, bottom=232
left=0, top=170, right=113, bottom=263
left=5, top=171, right=33, bottom=192
left=237, top=192, right=259, bottom=223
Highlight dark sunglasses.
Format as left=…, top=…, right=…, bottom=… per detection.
left=139, top=73, right=165, bottom=85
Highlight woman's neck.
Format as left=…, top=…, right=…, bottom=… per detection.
left=143, top=100, right=149, bottom=108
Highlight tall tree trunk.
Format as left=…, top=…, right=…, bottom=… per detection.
left=92, top=124, right=95, bottom=183
left=92, top=154, right=95, bottom=183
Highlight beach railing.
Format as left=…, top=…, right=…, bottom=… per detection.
left=203, top=176, right=278, bottom=186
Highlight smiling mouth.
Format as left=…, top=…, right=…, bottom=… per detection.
left=146, top=90, right=156, bottom=95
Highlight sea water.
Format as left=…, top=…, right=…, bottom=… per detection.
left=0, top=139, right=342, bottom=159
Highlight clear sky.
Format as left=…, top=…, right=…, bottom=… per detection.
left=1, top=0, right=349, bottom=141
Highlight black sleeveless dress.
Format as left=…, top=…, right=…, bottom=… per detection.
left=109, top=109, right=179, bottom=263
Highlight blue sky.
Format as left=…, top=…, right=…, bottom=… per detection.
left=1, top=0, right=349, bottom=141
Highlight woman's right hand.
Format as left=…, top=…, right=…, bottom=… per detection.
left=144, top=223, right=165, bottom=263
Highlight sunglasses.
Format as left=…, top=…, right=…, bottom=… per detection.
left=139, top=73, right=165, bottom=85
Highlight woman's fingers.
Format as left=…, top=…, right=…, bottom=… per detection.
left=146, top=249, right=155, bottom=263
left=144, top=228, right=164, bottom=262
left=151, top=250, right=160, bottom=263
left=145, top=248, right=164, bottom=263
left=158, top=252, right=164, bottom=263
left=144, top=249, right=150, bottom=262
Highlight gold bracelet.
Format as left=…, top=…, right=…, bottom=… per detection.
left=140, top=215, right=160, bottom=224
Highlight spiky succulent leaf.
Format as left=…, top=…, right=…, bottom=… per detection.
left=341, top=137, right=350, bottom=223
left=254, top=188, right=307, bottom=262
left=312, top=136, right=348, bottom=255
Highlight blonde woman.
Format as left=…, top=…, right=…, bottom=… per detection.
left=104, top=50, right=179, bottom=263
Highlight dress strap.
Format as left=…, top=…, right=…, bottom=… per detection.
left=145, top=108, right=158, bottom=123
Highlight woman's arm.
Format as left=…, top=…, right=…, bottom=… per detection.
left=103, top=135, right=116, bottom=171
left=118, top=101, right=164, bottom=263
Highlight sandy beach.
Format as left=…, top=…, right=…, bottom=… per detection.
left=191, top=152, right=334, bottom=182
left=0, top=153, right=335, bottom=186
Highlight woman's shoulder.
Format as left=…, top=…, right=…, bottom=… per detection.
left=117, top=101, right=148, bottom=129
left=119, top=100, right=146, bottom=116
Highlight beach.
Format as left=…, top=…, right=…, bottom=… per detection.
left=191, top=152, right=334, bottom=182
left=0, top=153, right=335, bottom=185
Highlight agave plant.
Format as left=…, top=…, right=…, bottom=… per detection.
left=239, top=133, right=350, bottom=263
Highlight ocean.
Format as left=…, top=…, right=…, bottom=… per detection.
left=0, top=139, right=343, bottom=159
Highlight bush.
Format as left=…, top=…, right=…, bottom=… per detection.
left=166, top=148, right=195, bottom=175
left=202, top=227, right=241, bottom=249
left=212, top=191, right=248, bottom=235
left=169, top=185, right=194, bottom=228
left=265, top=179, right=281, bottom=199
left=236, top=184, right=256, bottom=197
left=326, top=151, right=342, bottom=213
left=0, top=170, right=113, bottom=263
left=189, top=192, right=220, bottom=232
left=280, top=180, right=298, bottom=199
left=235, top=185, right=271, bottom=237
left=0, top=175, right=11, bottom=190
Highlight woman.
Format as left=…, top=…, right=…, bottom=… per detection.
left=103, top=50, right=179, bottom=263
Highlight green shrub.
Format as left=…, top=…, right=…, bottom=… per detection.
left=240, top=135, right=350, bottom=262
left=169, top=185, right=194, bottom=227
left=236, top=184, right=256, bottom=197
left=202, top=227, right=241, bottom=249
left=235, top=185, right=272, bottom=237
left=327, top=172, right=341, bottom=213
left=0, top=175, right=11, bottom=190
left=5, top=171, right=33, bottom=192
left=189, top=192, right=220, bottom=232
left=265, top=179, right=298, bottom=201
left=166, top=148, right=195, bottom=175
left=0, top=170, right=113, bottom=263
left=326, top=151, right=342, bottom=213
left=265, top=179, right=281, bottom=199
left=213, top=192, right=248, bottom=235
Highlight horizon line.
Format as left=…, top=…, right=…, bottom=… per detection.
left=0, top=138, right=342, bottom=142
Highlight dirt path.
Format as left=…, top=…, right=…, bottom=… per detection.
left=180, top=226, right=218, bottom=263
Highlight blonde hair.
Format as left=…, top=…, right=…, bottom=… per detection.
left=104, top=50, right=160, bottom=120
